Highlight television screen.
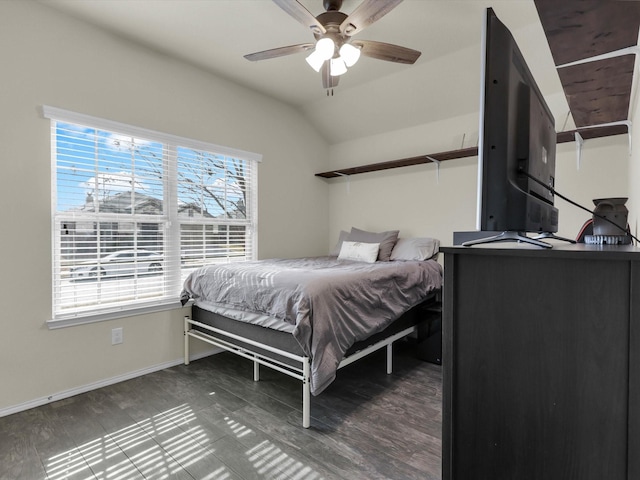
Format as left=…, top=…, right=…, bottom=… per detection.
left=466, top=8, right=558, bottom=248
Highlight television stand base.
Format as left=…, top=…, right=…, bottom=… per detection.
left=534, top=232, right=576, bottom=244
left=462, top=231, right=552, bottom=249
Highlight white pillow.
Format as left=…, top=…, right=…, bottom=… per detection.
left=338, top=241, right=380, bottom=263
left=330, top=230, right=350, bottom=256
left=390, top=237, right=440, bottom=261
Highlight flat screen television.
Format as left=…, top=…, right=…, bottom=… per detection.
left=464, top=8, right=559, bottom=248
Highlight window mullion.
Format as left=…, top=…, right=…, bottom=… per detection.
left=165, top=144, right=181, bottom=296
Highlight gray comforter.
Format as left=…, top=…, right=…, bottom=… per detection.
left=181, top=256, right=442, bottom=394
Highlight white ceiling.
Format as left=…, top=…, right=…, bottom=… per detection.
left=40, top=0, right=571, bottom=144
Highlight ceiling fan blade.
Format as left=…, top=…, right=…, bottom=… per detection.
left=340, top=0, right=404, bottom=36
left=354, top=39, right=421, bottom=64
left=321, top=63, right=340, bottom=89
left=273, top=0, right=326, bottom=35
left=244, top=43, right=314, bottom=61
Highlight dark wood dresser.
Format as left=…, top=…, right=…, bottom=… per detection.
left=441, top=244, right=640, bottom=480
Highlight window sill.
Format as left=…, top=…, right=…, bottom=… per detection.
left=47, top=300, right=191, bottom=329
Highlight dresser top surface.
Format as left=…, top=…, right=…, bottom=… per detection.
left=441, top=243, right=640, bottom=260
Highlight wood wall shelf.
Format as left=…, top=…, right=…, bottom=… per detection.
left=315, top=124, right=628, bottom=179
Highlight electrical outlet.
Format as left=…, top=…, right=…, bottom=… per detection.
left=112, top=327, right=123, bottom=345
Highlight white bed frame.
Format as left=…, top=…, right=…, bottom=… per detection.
left=184, top=316, right=416, bottom=428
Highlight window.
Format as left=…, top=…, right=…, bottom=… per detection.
left=44, top=106, right=260, bottom=326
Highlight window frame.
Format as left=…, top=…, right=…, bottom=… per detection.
left=44, top=106, right=261, bottom=328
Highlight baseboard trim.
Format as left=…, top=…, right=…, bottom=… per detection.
left=0, top=347, right=221, bottom=418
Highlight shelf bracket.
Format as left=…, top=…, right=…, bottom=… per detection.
left=426, top=156, right=441, bottom=184
left=574, top=131, right=584, bottom=170
left=336, top=172, right=350, bottom=194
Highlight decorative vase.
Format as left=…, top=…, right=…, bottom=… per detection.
left=592, top=197, right=629, bottom=236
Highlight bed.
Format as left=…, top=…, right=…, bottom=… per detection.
left=181, top=234, right=442, bottom=428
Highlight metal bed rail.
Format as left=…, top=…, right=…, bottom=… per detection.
left=184, top=316, right=416, bottom=428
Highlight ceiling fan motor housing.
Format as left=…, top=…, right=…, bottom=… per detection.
left=316, top=11, right=349, bottom=37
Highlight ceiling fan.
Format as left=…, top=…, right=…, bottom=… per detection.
left=244, top=0, right=421, bottom=92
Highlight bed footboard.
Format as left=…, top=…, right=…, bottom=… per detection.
left=184, top=316, right=312, bottom=428
left=184, top=316, right=416, bottom=428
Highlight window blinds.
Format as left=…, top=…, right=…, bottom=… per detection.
left=44, top=106, right=260, bottom=325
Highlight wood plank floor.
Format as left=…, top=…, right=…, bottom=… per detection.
left=0, top=340, right=442, bottom=480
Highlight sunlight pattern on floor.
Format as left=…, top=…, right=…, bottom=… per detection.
left=45, top=404, right=223, bottom=479
left=45, top=402, right=329, bottom=479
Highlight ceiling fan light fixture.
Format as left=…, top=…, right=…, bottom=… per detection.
left=330, top=57, right=347, bottom=76
left=305, top=50, right=325, bottom=72
left=339, top=43, right=361, bottom=67
left=315, top=37, right=335, bottom=60
left=245, top=0, right=421, bottom=90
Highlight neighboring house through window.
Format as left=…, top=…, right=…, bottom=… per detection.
left=44, top=106, right=260, bottom=327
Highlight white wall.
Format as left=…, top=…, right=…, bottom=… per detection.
left=327, top=113, right=480, bottom=248
left=326, top=115, right=630, bottom=249
left=0, top=1, right=329, bottom=413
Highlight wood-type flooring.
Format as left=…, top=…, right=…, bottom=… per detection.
left=0, top=340, right=442, bottom=480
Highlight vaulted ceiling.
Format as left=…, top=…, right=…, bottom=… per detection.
left=40, top=0, right=639, bottom=145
